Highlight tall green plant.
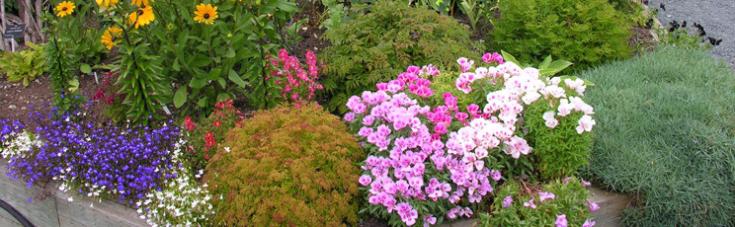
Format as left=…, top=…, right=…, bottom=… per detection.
left=491, top=0, right=632, bottom=71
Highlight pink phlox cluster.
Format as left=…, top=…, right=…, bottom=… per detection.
left=268, top=49, right=323, bottom=104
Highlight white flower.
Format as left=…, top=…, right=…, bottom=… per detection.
left=543, top=111, right=559, bottom=128
left=577, top=115, right=596, bottom=134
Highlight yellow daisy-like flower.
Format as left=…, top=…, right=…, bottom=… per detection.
left=100, top=26, right=122, bottom=50
left=193, top=4, right=218, bottom=25
left=55, top=1, right=75, bottom=17
left=128, top=5, right=155, bottom=29
left=131, top=0, right=150, bottom=7
left=95, top=0, right=119, bottom=9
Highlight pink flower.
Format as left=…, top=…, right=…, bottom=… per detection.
left=396, top=202, right=419, bottom=226
left=555, top=214, right=568, bottom=227
left=491, top=169, right=502, bottom=181
left=576, top=115, right=596, bottom=134
left=523, top=198, right=536, bottom=209
left=457, top=57, right=474, bottom=72
left=482, top=52, right=504, bottom=64
left=502, top=195, right=513, bottom=208
left=539, top=191, right=556, bottom=202
left=344, top=112, right=356, bottom=122
left=359, top=175, right=372, bottom=186
left=581, top=179, right=592, bottom=187
left=423, top=215, right=437, bottom=227
left=543, top=111, right=559, bottom=128
left=587, top=200, right=600, bottom=212
left=582, top=219, right=596, bottom=227
left=503, top=136, right=532, bottom=159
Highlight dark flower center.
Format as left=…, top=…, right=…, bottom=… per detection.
left=137, top=9, right=144, bottom=15
left=203, top=13, right=210, bottom=19
left=62, top=7, right=68, bottom=11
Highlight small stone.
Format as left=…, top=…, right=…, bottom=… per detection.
left=8, top=105, right=16, bottom=109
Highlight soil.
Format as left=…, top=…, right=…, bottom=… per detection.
left=0, top=73, right=109, bottom=126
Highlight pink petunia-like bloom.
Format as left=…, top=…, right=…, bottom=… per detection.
left=423, top=215, right=437, bottom=227
left=523, top=198, right=536, bottom=209
left=396, top=202, right=419, bottom=226
left=581, top=179, right=592, bottom=187
left=582, top=219, right=596, bottom=227
left=576, top=115, right=596, bottom=134
left=587, top=200, right=600, bottom=212
left=359, top=175, right=372, bottom=186
left=555, top=214, right=568, bottom=227
left=539, top=191, right=556, bottom=202
left=457, top=57, right=474, bottom=72
left=502, top=195, right=513, bottom=208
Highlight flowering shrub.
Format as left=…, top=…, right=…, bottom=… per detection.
left=136, top=140, right=214, bottom=227
left=344, top=53, right=596, bottom=225
left=204, top=103, right=363, bottom=226
left=480, top=177, right=597, bottom=227
left=183, top=100, right=243, bottom=172
left=4, top=110, right=181, bottom=205
left=267, top=49, right=323, bottom=106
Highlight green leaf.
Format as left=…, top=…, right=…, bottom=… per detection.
left=68, top=79, right=79, bottom=92
left=173, top=86, right=188, bottom=108
left=225, top=48, right=236, bottom=58
left=540, top=60, right=573, bottom=77
left=228, top=69, right=247, bottom=88
left=539, top=55, right=552, bottom=70
left=501, top=50, right=521, bottom=65
left=80, top=64, right=92, bottom=74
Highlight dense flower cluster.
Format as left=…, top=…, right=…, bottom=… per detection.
left=5, top=111, right=181, bottom=205
left=345, top=53, right=597, bottom=225
left=1, top=119, right=40, bottom=161
left=183, top=100, right=243, bottom=172
left=268, top=49, right=323, bottom=106
left=136, top=139, right=214, bottom=227
left=345, top=63, right=502, bottom=226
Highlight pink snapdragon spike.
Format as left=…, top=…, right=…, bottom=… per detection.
left=345, top=54, right=597, bottom=226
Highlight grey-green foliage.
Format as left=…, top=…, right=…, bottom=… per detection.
left=580, top=46, right=735, bottom=226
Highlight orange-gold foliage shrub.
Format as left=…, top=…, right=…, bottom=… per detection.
left=204, top=103, right=363, bottom=226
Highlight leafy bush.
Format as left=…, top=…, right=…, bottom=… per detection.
left=321, top=0, right=478, bottom=112
left=525, top=101, right=592, bottom=180
left=59, top=0, right=299, bottom=122
left=491, top=0, right=631, bottom=71
left=0, top=43, right=46, bottom=87
left=183, top=100, right=243, bottom=173
left=204, top=103, right=363, bottom=226
left=480, top=177, right=596, bottom=226
left=581, top=46, right=735, bottom=226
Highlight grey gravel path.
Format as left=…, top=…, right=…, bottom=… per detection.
left=649, top=0, right=735, bottom=68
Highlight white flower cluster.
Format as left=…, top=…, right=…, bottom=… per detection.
left=1, top=131, right=42, bottom=160
left=136, top=138, right=215, bottom=227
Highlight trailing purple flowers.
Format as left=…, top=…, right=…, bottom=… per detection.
left=3, top=111, right=181, bottom=205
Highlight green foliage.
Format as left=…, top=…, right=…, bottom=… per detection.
left=321, top=0, right=478, bottom=112
left=204, top=103, right=363, bottom=226
left=580, top=46, right=735, bottom=226
left=0, top=43, right=46, bottom=86
left=525, top=102, right=592, bottom=180
left=658, top=28, right=710, bottom=50
left=183, top=100, right=242, bottom=173
left=480, top=178, right=592, bottom=226
left=491, top=0, right=632, bottom=71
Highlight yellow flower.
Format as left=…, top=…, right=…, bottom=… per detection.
left=128, top=5, right=155, bottom=29
left=95, top=0, right=119, bottom=9
left=193, top=4, right=218, bottom=25
left=131, top=0, right=150, bottom=7
left=101, top=26, right=122, bottom=50
left=55, top=1, right=75, bottom=17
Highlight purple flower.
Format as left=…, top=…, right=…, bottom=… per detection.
left=396, top=202, right=418, bottom=226
left=555, top=214, right=568, bottom=227
left=489, top=170, right=502, bottom=182
left=502, top=195, right=513, bottom=208
left=582, top=219, right=596, bottom=227
left=523, top=198, right=536, bottom=209
left=423, top=215, right=436, bottom=227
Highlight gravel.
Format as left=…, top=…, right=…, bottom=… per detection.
left=649, top=0, right=735, bottom=69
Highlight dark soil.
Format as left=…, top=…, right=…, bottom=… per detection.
left=0, top=73, right=109, bottom=126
